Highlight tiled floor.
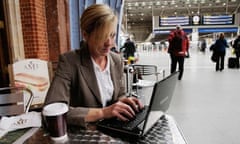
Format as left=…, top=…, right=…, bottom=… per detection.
left=136, top=48, right=240, bottom=144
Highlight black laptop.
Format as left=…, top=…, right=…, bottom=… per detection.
left=97, top=71, right=179, bottom=138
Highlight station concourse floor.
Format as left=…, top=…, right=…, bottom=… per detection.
left=136, top=48, right=240, bottom=144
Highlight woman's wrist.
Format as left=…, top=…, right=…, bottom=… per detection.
left=99, top=107, right=105, bottom=119
left=85, top=108, right=105, bottom=122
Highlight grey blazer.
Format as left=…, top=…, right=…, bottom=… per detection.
left=44, top=45, right=126, bottom=127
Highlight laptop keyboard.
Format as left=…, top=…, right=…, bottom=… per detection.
left=99, top=106, right=149, bottom=131
left=122, top=106, right=149, bottom=130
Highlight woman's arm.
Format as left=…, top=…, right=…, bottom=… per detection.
left=85, top=97, right=144, bottom=122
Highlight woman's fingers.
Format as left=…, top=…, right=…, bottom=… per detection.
left=113, top=101, right=136, bottom=120
left=120, top=97, right=144, bottom=112
left=132, top=97, right=144, bottom=109
left=104, top=97, right=144, bottom=121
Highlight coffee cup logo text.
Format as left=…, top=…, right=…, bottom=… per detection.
left=24, top=61, right=39, bottom=71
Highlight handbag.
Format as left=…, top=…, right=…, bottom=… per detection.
left=211, top=52, right=217, bottom=62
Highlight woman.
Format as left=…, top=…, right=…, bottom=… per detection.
left=44, top=4, right=143, bottom=127
left=214, top=33, right=229, bottom=71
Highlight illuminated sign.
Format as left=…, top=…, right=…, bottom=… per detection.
left=159, top=16, right=190, bottom=26
left=158, top=14, right=234, bottom=27
left=203, top=15, right=234, bottom=25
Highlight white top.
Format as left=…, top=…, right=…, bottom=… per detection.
left=91, top=56, right=113, bottom=107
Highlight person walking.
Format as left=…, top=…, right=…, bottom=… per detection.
left=121, top=38, right=136, bottom=60
left=233, top=35, right=240, bottom=68
left=214, top=33, right=229, bottom=71
left=201, top=39, right=207, bottom=53
left=168, top=25, right=189, bottom=80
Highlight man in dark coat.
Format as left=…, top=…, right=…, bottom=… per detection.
left=233, top=35, right=240, bottom=68
left=121, top=38, right=136, bottom=59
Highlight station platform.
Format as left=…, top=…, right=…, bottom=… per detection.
left=136, top=48, right=240, bottom=144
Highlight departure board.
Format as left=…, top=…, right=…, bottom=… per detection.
left=159, top=16, right=190, bottom=26
left=203, top=15, right=234, bottom=25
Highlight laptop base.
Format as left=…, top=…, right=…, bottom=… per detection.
left=97, top=124, right=143, bottom=140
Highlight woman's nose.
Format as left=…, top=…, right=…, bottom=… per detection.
left=104, top=37, right=113, bottom=46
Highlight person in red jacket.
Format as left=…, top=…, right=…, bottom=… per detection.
left=168, top=25, right=189, bottom=80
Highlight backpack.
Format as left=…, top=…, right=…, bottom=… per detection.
left=171, top=31, right=183, bottom=51
left=233, top=38, right=240, bottom=50
left=235, top=40, right=240, bottom=55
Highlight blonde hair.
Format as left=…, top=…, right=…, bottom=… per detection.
left=80, top=4, right=118, bottom=43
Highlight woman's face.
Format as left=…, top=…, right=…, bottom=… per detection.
left=85, top=26, right=116, bottom=57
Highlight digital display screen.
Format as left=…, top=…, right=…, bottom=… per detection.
left=203, top=15, right=234, bottom=25
left=159, top=16, right=190, bottom=26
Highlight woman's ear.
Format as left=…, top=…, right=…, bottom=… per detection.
left=82, top=31, right=88, bottom=41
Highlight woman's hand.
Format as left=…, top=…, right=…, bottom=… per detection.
left=102, top=97, right=144, bottom=121
left=119, top=97, right=144, bottom=112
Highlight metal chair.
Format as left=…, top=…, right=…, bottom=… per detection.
left=0, top=87, right=33, bottom=116
left=130, top=64, right=165, bottom=96
left=124, top=65, right=134, bottom=96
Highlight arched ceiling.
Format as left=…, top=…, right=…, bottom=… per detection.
left=123, top=0, right=240, bottom=42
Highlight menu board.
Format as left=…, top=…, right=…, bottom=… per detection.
left=203, top=15, right=234, bottom=25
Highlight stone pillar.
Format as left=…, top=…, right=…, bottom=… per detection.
left=4, top=0, right=25, bottom=62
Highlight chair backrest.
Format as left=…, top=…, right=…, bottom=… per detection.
left=0, top=87, right=33, bottom=116
left=132, top=64, right=159, bottom=80
left=124, top=65, right=135, bottom=95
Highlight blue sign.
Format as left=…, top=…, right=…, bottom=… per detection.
left=154, top=29, right=192, bottom=34
left=198, top=27, right=238, bottom=33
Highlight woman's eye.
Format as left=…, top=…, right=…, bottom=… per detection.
left=110, top=33, right=116, bottom=38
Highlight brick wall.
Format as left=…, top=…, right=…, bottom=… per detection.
left=45, top=0, right=70, bottom=70
left=20, top=0, right=49, bottom=60
left=20, top=0, right=70, bottom=71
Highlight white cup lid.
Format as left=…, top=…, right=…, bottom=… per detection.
left=42, top=102, right=68, bottom=116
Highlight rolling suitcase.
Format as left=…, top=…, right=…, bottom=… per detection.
left=228, top=57, right=237, bottom=68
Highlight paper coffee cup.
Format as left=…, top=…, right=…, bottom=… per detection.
left=42, top=102, right=69, bottom=141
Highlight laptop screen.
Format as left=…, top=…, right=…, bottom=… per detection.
left=96, top=71, right=178, bottom=138
left=142, top=71, right=178, bottom=134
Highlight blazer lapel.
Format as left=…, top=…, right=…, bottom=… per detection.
left=109, top=55, right=119, bottom=101
left=77, top=48, right=102, bottom=105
